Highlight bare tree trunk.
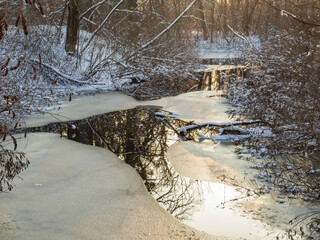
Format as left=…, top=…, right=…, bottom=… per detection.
left=264, top=2, right=271, bottom=41
left=243, top=0, right=250, bottom=35
left=243, top=0, right=258, bottom=36
left=173, top=0, right=182, bottom=41
left=126, top=0, right=139, bottom=41
left=198, top=0, right=208, bottom=40
left=210, top=0, right=216, bottom=43
left=65, top=0, right=80, bottom=54
left=223, top=0, right=228, bottom=33
left=65, top=0, right=90, bottom=54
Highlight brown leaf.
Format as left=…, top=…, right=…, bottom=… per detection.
left=0, top=13, right=5, bottom=22
left=1, top=57, right=10, bottom=71
left=36, top=0, right=45, bottom=15
left=0, top=26, right=3, bottom=40
left=32, top=64, right=37, bottom=80
left=2, top=131, right=7, bottom=141
left=9, top=134, right=17, bottom=151
left=22, top=14, right=28, bottom=35
left=11, top=96, right=19, bottom=102
left=3, top=18, right=8, bottom=31
left=9, top=59, right=20, bottom=71
left=38, top=53, right=42, bottom=70
left=15, top=15, right=21, bottom=27
left=2, top=68, right=8, bottom=76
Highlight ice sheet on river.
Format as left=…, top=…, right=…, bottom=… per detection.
left=25, top=91, right=137, bottom=128
left=167, top=142, right=245, bottom=183
left=13, top=90, right=317, bottom=239
left=25, top=91, right=231, bottom=127
left=142, top=91, right=231, bottom=123
left=0, top=133, right=217, bottom=240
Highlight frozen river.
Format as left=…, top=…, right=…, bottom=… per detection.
left=1, top=91, right=318, bottom=240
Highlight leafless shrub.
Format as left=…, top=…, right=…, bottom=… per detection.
left=0, top=0, right=52, bottom=192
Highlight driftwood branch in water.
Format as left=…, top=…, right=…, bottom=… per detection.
left=178, top=120, right=263, bottom=133
left=160, top=117, right=188, bottom=141
left=86, top=119, right=113, bottom=151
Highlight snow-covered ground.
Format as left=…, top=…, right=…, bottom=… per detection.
left=194, top=36, right=261, bottom=54
left=193, top=36, right=260, bottom=66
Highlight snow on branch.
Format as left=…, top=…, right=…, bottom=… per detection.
left=227, top=25, right=247, bottom=42
left=115, top=9, right=141, bottom=14
left=110, top=0, right=148, bottom=31
left=262, top=0, right=320, bottom=27
left=80, top=0, right=108, bottom=19
left=227, top=25, right=258, bottom=51
left=31, top=59, right=90, bottom=84
left=80, top=0, right=124, bottom=56
left=183, top=15, right=206, bottom=23
left=140, top=0, right=197, bottom=50
left=178, top=120, right=263, bottom=133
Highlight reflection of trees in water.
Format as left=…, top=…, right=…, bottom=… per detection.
left=34, top=106, right=203, bottom=220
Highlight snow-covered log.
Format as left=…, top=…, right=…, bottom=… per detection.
left=31, top=59, right=90, bottom=84
left=178, top=120, right=262, bottom=133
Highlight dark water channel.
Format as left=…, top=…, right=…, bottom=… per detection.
left=29, top=106, right=218, bottom=220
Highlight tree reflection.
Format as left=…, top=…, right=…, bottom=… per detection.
left=34, top=106, right=203, bottom=220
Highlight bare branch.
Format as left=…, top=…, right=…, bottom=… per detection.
left=140, top=0, right=198, bottom=50
left=80, top=0, right=124, bottom=56
left=261, top=0, right=320, bottom=27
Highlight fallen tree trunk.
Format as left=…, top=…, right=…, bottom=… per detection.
left=31, top=59, right=90, bottom=84
left=178, top=120, right=262, bottom=133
